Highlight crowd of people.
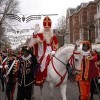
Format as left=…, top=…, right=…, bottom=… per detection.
left=0, top=46, right=38, bottom=100
left=0, top=16, right=100, bottom=100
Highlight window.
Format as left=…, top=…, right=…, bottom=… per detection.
left=80, top=28, right=83, bottom=40
left=79, top=14, right=82, bottom=25
left=97, top=20, right=100, bottom=37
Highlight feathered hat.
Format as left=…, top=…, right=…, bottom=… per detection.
left=82, top=41, right=91, bottom=49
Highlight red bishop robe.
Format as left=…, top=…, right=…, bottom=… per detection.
left=31, top=33, right=58, bottom=86
left=33, top=33, right=58, bottom=64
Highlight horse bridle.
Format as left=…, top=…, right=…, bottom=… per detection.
left=52, top=51, right=81, bottom=71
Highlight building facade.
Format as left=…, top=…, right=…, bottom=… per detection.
left=94, top=0, right=100, bottom=43
left=66, top=0, right=97, bottom=43
left=66, top=8, right=75, bottom=43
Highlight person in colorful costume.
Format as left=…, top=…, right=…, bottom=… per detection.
left=16, top=45, right=37, bottom=100
left=90, top=49, right=100, bottom=99
left=0, top=51, right=8, bottom=91
left=76, top=41, right=99, bottom=100
left=29, top=16, right=59, bottom=85
left=4, top=52, right=18, bottom=100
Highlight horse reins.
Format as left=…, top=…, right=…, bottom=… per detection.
left=52, top=51, right=79, bottom=69
left=51, top=52, right=76, bottom=87
left=52, top=55, right=68, bottom=67
left=51, top=57, right=67, bottom=87
left=50, top=51, right=81, bottom=87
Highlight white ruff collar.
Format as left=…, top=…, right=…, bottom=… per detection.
left=22, top=54, right=31, bottom=60
left=82, top=50, right=90, bottom=56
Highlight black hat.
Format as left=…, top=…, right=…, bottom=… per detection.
left=21, top=45, right=30, bottom=53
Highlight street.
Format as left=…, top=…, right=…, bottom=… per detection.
left=0, top=80, right=99, bottom=100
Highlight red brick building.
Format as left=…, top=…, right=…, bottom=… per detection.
left=94, top=0, right=100, bottom=43
left=66, top=8, right=75, bottom=43
left=72, top=12, right=79, bottom=43
left=66, top=1, right=97, bottom=43
left=78, top=4, right=88, bottom=41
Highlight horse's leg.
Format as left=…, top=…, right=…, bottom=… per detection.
left=49, top=82, right=54, bottom=100
left=60, top=83, right=67, bottom=100
left=40, top=85, right=43, bottom=100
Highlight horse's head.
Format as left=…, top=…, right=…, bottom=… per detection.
left=66, top=44, right=82, bottom=73
left=56, top=44, right=82, bottom=71
left=71, top=43, right=85, bottom=73
left=73, top=51, right=82, bottom=71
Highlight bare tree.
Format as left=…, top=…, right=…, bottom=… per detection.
left=0, top=0, right=19, bottom=22
left=56, top=16, right=66, bottom=35
left=0, top=0, right=20, bottom=50
left=0, top=0, right=20, bottom=36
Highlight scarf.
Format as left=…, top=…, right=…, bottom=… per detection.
left=82, top=50, right=90, bottom=56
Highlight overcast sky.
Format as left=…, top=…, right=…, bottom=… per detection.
left=19, top=0, right=94, bottom=16
left=18, top=0, right=94, bottom=29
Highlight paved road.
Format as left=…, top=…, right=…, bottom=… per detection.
left=0, top=81, right=99, bottom=100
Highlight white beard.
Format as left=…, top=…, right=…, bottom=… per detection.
left=43, top=29, right=54, bottom=44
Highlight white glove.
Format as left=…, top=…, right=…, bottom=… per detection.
left=50, top=51, right=56, bottom=56
left=0, top=65, right=3, bottom=68
left=98, top=79, right=100, bottom=84
left=34, top=24, right=40, bottom=34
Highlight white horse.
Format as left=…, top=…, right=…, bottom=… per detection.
left=33, top=44, right=82, bottom=100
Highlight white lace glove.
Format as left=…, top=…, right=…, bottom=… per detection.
left=50, top=51, right=56, bottom=56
